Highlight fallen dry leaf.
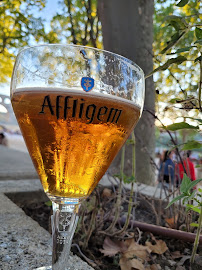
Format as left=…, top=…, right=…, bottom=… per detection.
left=102, top=188, right=112, bottom=199
left=124, top=238, right=134, bottom=248
left=145, top=235, right=168, bottom=255
left=150, top=264, right=161, bottom=270
left=100, top=237, right=127, bottom=257
left=165, top=214, right=178, bottom=229
left=124, top=238, right=151, bottom=260
left=120, top=256, right=145, bottom=270
left=171, top=250, right=183, bottom=259
left=101, top=237, right=162, bottom=270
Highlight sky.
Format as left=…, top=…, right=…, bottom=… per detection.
left=0, top=0, right=60, bottom=97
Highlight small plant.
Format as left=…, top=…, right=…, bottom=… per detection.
left=166, top=174, right=202, bottom=264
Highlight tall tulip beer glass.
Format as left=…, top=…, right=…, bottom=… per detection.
left=10, top=44, right=145, bottom=270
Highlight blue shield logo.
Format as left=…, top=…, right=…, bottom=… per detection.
left=81, top=77, right=94, bottom=92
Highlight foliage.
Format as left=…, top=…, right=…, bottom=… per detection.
left=0, top=0, right=46, bottom=83
left=182, top=140, right=202, bottom=150
left=154, top=3, right=202, bottom=263
left=0, top=0, right=103, bottom=85
left=154, top=0, right=202, bottom=120
left=166, top=174, right=202, bottom=264
left=166, top=174, right=202, bottom=208
left=44, top=0, right=102, bottom=48
left=165, top=122, right=199, bottom=131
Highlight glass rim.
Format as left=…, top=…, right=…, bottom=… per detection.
left=16, top=43, right=144, bottom=78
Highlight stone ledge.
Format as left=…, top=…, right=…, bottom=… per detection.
left=0, top=171, right=38, bottom=180
left=0, top=145, right=38, bottom=180
left=0, top=179, right=94, bottom=270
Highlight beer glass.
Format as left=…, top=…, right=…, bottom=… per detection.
left=10, top=44, right=145, bottom=270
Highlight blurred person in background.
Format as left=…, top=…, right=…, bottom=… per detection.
left=158, top=150, right=175, bottom=187
left=176, top=151, right=196, bottom=182
left=0, top=132, right=8, bottom=146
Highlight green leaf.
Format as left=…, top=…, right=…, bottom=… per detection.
left=198, top=188, right=202, bottom=192
left=186, top=203, right=194, bottom=209
left=159, top=16, right=188, bottom=54
left=173, top=46, right=195, bottom=54
left=45, top=201, right=52, bottom=206
left=120, top=173, right=128, bottom=183
left=185, top=117, right=202, bottom=124
left=180, top=174, right=192, bottom=193
left=149, top=56, right=187, bottom=76
left=194, top=39, right=202, bottom=45
left=189, top=190, right=197, bottom=200
left=124, top=175, right=135, bottom=184
left=176, top=0, right=189, bottom=7
left=190, top=222, right=199, bottom=227
left=126, top=139, right=135, bottom=145
left=163, top=15, right=188, bottom=30
left=166, top=194, right=185, bottom=209
left=183, top=196, right=191, bottom=205
left=195, top=27, right=202, bottom=40
left=190, top=206, right=201, bottom=214
left=165, top=122, right=199, bottom=131
left=186, top=203, right=201, bottom=214
left=182, top=140, right=202, bottom=150
left=161, top=32, right=187, bottom=54
left=169, top=98, right=182, bottom=103
left=194, top=56, right=202, bottom=63
left=187, top=178, right=202, bottom=191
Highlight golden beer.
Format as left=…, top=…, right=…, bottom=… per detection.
left=12, top=87, right=140, bottom=198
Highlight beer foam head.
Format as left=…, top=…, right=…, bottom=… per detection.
left=13, top=87, right=141, bottom=109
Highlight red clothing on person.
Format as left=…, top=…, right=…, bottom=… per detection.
left=178, top=158, right=196, bottom=181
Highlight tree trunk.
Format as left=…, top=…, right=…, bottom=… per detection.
left=98, top=0, right=155, bottom=185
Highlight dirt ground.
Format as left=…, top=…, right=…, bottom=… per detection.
left=6, top=192, right=202, bottom=270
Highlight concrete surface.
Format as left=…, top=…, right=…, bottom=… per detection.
left=4, top=132, right=28, bottom=153
left=0, top=145, right=38, bottom=179
left=0, top=179, right=94, bottom=270
left=100, top=173, right=168, bottom=199
left=0, top=192, right=52, bottom=270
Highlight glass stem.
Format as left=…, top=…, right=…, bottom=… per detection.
left=51, top=201, right=80, bottom=270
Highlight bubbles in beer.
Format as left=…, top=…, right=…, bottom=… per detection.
left=12, top=88, right=140, bottom=198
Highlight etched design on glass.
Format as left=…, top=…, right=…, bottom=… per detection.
left=58, top=213, right=72, bottom=232
left=56, top=234, right=71, bottom=245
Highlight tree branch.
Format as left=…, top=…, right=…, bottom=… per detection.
left=144, top=108, right=187, bottom=174
left=86, top=0, right=97, bottom=47
left=199, top=52, right=202, bottom=112
left=168, top=70, right=186, bottom=97
left=66, top=0, right=78, bottom=44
